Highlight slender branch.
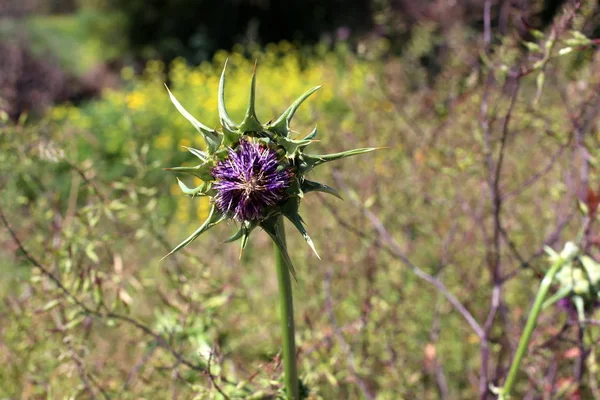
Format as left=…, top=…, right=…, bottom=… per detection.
left=479, top=38, right=521, bottom=396
left=0, top=205, right=245, bottom=392
left=501, top=141, right=569, bottom=201
left=207, top=348, right=230, bottom=400
left=483, top=0, right=492, bottom=52
left=326, top=175, right=485, bottom=339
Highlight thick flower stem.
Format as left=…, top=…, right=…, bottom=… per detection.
left=498, top=257, right=567, bottom=399
left=274, top=216, right=299, bottom=400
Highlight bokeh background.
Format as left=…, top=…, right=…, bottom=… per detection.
left=1, top=0, right=600, bottom=398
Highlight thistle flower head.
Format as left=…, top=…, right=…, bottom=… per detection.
left=212, top=139, right=293, bottom=222
left=163, top=61, right=379, bottom=274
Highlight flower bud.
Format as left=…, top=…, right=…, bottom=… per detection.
left=162, top=62, right=379, bottom=275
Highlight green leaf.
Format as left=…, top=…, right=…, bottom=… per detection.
left=302, top=126, right=318, bottom=141
left=183, top=146, right=208, bottom=162
left=176, top=178, right=210, bottom=197
left=543, top=245, right=560, bottom=260
left=164, top=85, right=222, bottom=153
left=93, top=284, right=103, bottom=305
left=534, top=72, right=545, bottom=105
left=42, top=299, right=62, bottom=311
left=529, top=29, right=545, bottom=39
left=223, top=226, right=244, bottom=243
left=64, top=316, right=85, bottom=330
left=281, top=199, right=320, bottom=259
left=580, top=255, right=600, bottom=286
left=523, top=41, right=541, bottom=52
left=85, top=243, right=99, bottom=263
left=218, top=60, right=239, bottom=133
left=301, top=179, right=343, bottom=200
left=164, top=161, right=214, bottom=181
left=239, top=62, right=263, bottom=133
left=223, top=127, right=241, bottom=147
left=300, top=147, right=379, bottom=173
left=542, top=285, right=572, bottom=309
left=569, top=30, right=592, bottom=45
left=278, top=136, right=315, bottom=158
left=240, top=229, right=252, bottom=255
left=558, top=47, right=573, bottom=56
left=204, top=295, right=229, bottom=309
left=573, top=295, right=586, bottom=324
left=161, top=205, right=227, bottom=260
left=223, top=221, right=258, bottom=258
left=287, top=213, right=320, bottom=259
left=269, top=86, right=322, bottom=137
left=261, top=217, right=297, bottom=281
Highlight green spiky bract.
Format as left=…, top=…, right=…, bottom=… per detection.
left=164, top=61, right=377, bottom=400
left=163, top=61, right=378, bottom=269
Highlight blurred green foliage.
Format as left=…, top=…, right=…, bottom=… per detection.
left=0, top=9, right=126, bottom=76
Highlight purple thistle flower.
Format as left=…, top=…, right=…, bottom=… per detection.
left=212, top=139, right=293, bottom=221
left=163, top=63, right=377, bottom=262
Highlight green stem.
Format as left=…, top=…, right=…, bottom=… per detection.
left=499, top=257, right=567, bottom=399
left=274, top=216, right=299, bottom=400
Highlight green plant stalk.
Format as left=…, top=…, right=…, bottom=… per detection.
left=274, top=216, right=299, bottom=400
left=499, top=257, right=567, bottom=399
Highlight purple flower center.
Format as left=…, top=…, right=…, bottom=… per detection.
left=212, top=139, right=293, bottom=221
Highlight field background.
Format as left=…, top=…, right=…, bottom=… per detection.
left=1, top=1, right=600, bottom=399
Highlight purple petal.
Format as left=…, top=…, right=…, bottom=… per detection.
left=212, top=139, right=292, bottom=221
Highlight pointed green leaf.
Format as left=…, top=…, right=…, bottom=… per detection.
left=239, top=62, right=263, bottom=133
left=280, top=198, right=320, bottom=259
left=237, top=226, right=253, bottom=259
left=165, top=162, right=214, bottom=181
left=223, top=227, right=245, bottom=243
left=285, top=177, right=303, bottom=198
left=302, top=126, right=318, bottom=141
left=285, top=212, right=320, bottom=259
left=300, top=147, right=379, bottom=173
left=218, top=60, right=239, bottom=133
left=544, top=245, right=560, bottom=260
left=269, top=86, right=322, bottom=137
left=261, top=217, right=297, bottom=281
left=580, top=255, right=600, bottom=285
left=164, top=85, right=222, bottom=153
left=176, top=178, right=209, bottom=197
left=222, top=127, right=241, bottom=146
left=183, top=146, right=208, bottom=162
left=223, top=221, right=257, bottom=257
left=278, top=136, right=315, bottom=158
left=301, top=179, right=343, bottom=200
left=240, top=230, right=251, bottom=254
left=573, top=295, right=586, bottom=324
left=542, top=285, right=572, bottom=309
left=161, top=206, right=226, bottom=260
